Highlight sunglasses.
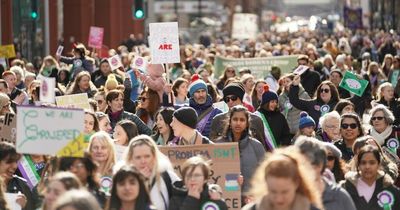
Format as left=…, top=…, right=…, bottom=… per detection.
left=327, top=156, right=335, bottom=161
left=224, top=95, right=238, bottom=103
left=320, top=88, right=330, bottom=93
left=371, top=116, right=384, bottom=121
left=341, top=123, right=358, bottom=129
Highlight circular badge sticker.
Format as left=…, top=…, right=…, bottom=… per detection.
left=387, top=138, right=399, bottom=150
left=377, top=190, right=394, bottom=208
left=100, top=176, right=113, bottom=194
left=73, top=59, right=82, bottom=67
left=201, top=202, right=220, bottom=210
left=135, top=57, right=144, bottom=67
left=285, top=101, right=293, bottom=109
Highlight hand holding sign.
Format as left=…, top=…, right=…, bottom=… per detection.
left=293, top=65, right=309, bottom=75
left=292, top=74, right=301, bottom=86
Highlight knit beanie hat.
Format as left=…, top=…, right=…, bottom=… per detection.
left=261, top=84, right=278, bottom=106
left=173, top=107, right=198, bottom=129
left=188, top=74, right=207, bottom=97
left=223, top=82, right=245, bottom=101
left=105, top=74, right=118, bottom=91
left=299, top=111, right=316, bottom=129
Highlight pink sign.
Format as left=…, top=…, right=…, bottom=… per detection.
left=88, top=26, right=104, bottom=49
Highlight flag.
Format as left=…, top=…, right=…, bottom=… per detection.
left=339, top=71, right=368, bottom=97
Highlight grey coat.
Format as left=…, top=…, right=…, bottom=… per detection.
left=322, top=179, right=356, bottom=210
left=216, top=134, right=265, bottom=194
left=279, top=87, right=310, bottom=135
left=210, top=112, right=267, bottom=149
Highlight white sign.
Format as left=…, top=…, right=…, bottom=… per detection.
left=293, top=65, right=309, bottom=75
left=56, top=45, right=64, bottom=56
left=5, top=193, right=22, bottom=210
left=39, top=77, right=56, bottom=103
left=107, top=55, right=123, bottom=70
left=16, top=106, right=84, bottom=156
left=232, top=13, right=258, bottom=40
left=149, top=22, right=180, bottom=64
left=131, top=56, right=148, bottom=74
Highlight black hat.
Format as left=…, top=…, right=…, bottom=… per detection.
left=173, top=107, right=198, bottom=129
left=223, top=82, right=245, bottom=101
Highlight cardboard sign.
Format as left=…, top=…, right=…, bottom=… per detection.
left=149, top=22, right=180, bottom=64
left=0, top=113, right=17, bottom=145
left=232, top=13, right=258, bottom=40
left=88, top=26, right=104, bottom=49
left=293, top=65, right=309, bottom=75
left=0, top=44, right=16, bottom=58
left=131, top=56, right=148, bottom=74
left=107, top=55, right=123, bottom=70
left=159, top=143, right=241, bottom=209
left=56, top=45, right=64, bottom=56
left=214, top=55, right=298, bottom=79
left=39, top=77, right=56, bottom=103
left=56, top=93, right=90, bottom=110
left=339, top=71, right=369, bottom=97
left=16, top=106, right=85, bottom=157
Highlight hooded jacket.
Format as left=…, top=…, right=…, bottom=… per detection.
left=189, top=95, right=222, bottom=138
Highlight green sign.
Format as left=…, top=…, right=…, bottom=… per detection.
left=339, top=71, right=369, bottom=97
left=214, top=55, right=298, bottom=79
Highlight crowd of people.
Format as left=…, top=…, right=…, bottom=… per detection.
left=0, top=27, right=400, bottom=210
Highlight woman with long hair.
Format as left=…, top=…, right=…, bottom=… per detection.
left=172, top=78, right=189, bottom=105
left=374, top=82, right=400, bottom=124
left=251, top=80, right=267, bottom=110
left=113, top=120, right=138, bottom=146
left=124, top=135, right=180, bottom=210
left=341, top=145, right=400, bottom=210
left=66, top=71, right=98, bottom=98
left=88, top=131, right=116, bottom=177
left=216, top=105, right=265, bottom=203
left=216, top=65, right=236, bottom=91
left=136, top=87, right=161, bottom=128
left=242, top=147, right=323, bottom=210
left=107, top=166, right=155, bottom=210
left=368, top=61, right=387, bottom=97
left=152, top=107, right=177, bottom=145
left=95, top=112, right=112, bottom=134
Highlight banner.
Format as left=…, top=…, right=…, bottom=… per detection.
left=232, top=13, right=258, bottom=40
left=344, top=6, right=363, bottom=29
left=16, top=106, right=85, bottom=157
left=149, top=22, right=180, bottom=64
left=39, top=77, right=56, bottom=103
left=339, top=71, right=369, bottom=97
left=159, top=143, right=241, bottom=210
left=88, top=26, right=104, bottom=49
left=0, top=44, right=16, bottom=58
left=214, top=55, right=298, bottom=79
left=0, top=113, right=17, bottom=145
left=56, top=93, right=90, bottom=110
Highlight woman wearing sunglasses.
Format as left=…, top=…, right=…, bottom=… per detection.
left=289, top=75, right=339, bottom=127
left=334, top=113, right=364, bottom=162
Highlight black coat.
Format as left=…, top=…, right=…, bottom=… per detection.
left=168, top=182, right=228, bottom=210
left=300, top=69, right=321, bottom=97
left=377, top=98, right=400, bottom=126
left=6, top=176, right=41, bottom=210
left=258, top=109, right=291, bottom=146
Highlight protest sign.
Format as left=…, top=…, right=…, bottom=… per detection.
left=159, top=143, right=241, bottom=209
left=56, top=45, right=64, bottom=56
left=214, top=55, right=298, bottom=79
left=149, top=22, right=180, bottom=64
left=0, top=44, right=16, bottom=58
left=0, top=113, right=17, bottom=145
left=131, top=56, right=148, bottom=74
left=339, top=71, right=369, bottom=97
left=88, top=26, right=104, bottom=49
left=107, top=54, right=123, bottom=70
left=56, top=93, right=90, bottom=110
left=16, top=106, right=85, bottom=157
left=293, top=65, right=309, bottom=75
left=232, top=13, right=258, bottom=40
left=39, top=77, right=56, bottom=103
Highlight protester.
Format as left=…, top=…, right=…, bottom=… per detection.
left=317, top=111, right=341, bottom=142
left=41, top=172, right=82, bottom=210
left=107, top=166, right=155, bottom=210
left=251, top=80, right=267, bottom=110
left=113, top=120, right=138, bottom=146
left=242, top=147, right=323, bottom=210
left=170, top=107, right=213, bottom=145
left=52, top=189, right=101, bottom=210
left=105, top=89, right=152, bottom=134
left=93, top=59, right=123, bottom=88
left=334, top=113, right=364, bottom=162
left=215, top=105, right=265, bottom=201
left=136, top=87, right=161, bottom=128
left=88, top=131, right=116, bottom=177
left=168, top=156, right=228, bottom=210
left=341, top=145, right=400, bottom=210
left=96, top=112, right=112, bottom=133
left=210, top=82, right=266, bottom=147
left=374, top=82, right=400, bottom=124
left=0, top=93, right=13, bottom=116
left=57, top=43, right=94, bottom=79
left=94, top=91, right=108, bottom=113
left=84, top=111, right=100, bottom=138
left=216, top=65, right=236, bottom=91
left=172, top=78, right=189, bottom=105
left=2, top=71, right=29, bottom=105
left=124, top=135, right=180, bottom=210
left=323, top=142, right=346, bottom=183
left=152, top=107, right=177, bottom=145
left=297, top=55, right=321, bottom=97
left=293, top=112, right=316, bottom=141
left=188, top=74, right=222, bottom=138
left=66, top=71, right=98, bottom=98
left=333, top=99, right=355, bottom=115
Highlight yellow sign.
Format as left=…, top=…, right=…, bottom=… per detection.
left=57, top=134, right=86, bottom=157
left=0, top=45, right=16, bottom=58
left=55, top=93, right=90, bottom=110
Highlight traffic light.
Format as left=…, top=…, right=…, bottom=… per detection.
left=133, top=0, right=145, bottom=19
left=31, top=0, right=38, bottom=20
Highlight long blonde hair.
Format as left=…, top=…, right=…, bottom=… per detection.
left=88, top=131, right=116, bottom=176
left=249, top=146, right=323, bottom=209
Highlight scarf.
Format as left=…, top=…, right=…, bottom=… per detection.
left=370, top=126, right=392, bottom=145
left=108, top=110, right=123, bottom=122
